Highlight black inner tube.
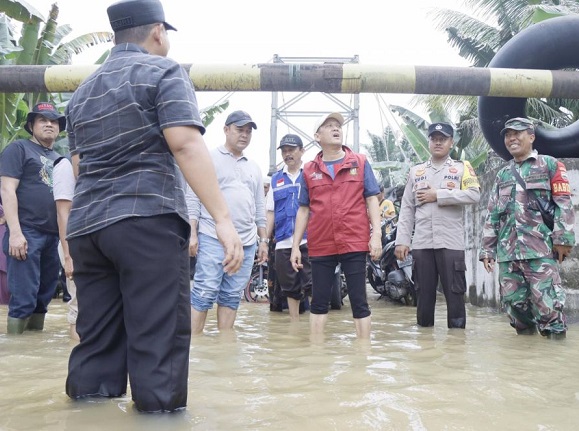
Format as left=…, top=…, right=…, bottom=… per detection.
left=478, top=15, right=579, bottom=160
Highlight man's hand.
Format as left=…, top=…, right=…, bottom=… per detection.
left=416, top=186, right=437, bottom=205
left=8, top=231, right=27, bottom=261
left=369, top=231, right=382, bottom=261
left=290, top=246, right=302, bottom=272
left=215, top=220, right=244, bottom=275
left=257, top=242, right=268, bottom=264
left=394, top=245, right=409, bottom=262
left=189, top=232, right=199, bottom=257
left=553, top=244, right=573, bottom=264
left=63, top=255, right=74, bottom=279
left=482, top=257, right=495, bottom=273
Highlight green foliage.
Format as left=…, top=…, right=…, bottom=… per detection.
left=400, top=0, right=579, bottom=175
left=0, top=0, right=113, bottom=151
left=363, top=124, right=421, bottom=188
left=201, top=100, right=230, bottom=128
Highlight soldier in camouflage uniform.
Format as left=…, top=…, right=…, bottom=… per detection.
left=479, top=117, right=575, bottom=339
left=395, top=122, right=480, bottom=329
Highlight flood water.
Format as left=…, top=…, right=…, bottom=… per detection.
left=1, top=289, right=579, bottom=431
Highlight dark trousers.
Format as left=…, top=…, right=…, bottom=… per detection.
left=275, top=245, right=312, bottom=300
left=66, top=215, right=191, bottom=413
left=310, top=251, right=370, bottom=318
left=412, top=248, right=467, bottom=328
left=3, top=226, right=59, bottom=318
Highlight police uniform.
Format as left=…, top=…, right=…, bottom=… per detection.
left=396, top=157, right=480, bottom=328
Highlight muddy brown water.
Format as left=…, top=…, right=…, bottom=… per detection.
left=1, top=290, right=578, bottom=430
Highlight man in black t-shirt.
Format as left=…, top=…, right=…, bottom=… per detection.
left=0, top=102, right=64, bottom=334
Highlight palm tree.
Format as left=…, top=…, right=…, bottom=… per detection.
left=363, top=126, right=418, bottom=188
left=400, top=0, right=579, bottom=171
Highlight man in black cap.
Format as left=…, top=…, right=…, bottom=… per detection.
left=188, top=110, right=268, bottom=335
left=266, top=134, right=312, bottom=322
left=64, top=0, right=243, bottom=413
left=0, top=102, right=64, bottom=334
left=395, top=122, right=480, bottom=329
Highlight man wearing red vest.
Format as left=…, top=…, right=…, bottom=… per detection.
left=290, top=113, right=382, bottom=339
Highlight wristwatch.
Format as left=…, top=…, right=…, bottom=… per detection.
left=259, top=237, right=270, bottom=244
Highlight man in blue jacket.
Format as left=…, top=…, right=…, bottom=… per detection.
left=266, top=134, right=312, bottom=322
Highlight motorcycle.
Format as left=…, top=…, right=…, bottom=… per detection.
left=244, top=260, right=270, bottom=303
left=330, top=263, right=348, bottom=310
left=367, top=217, right=417, bottom=306
left=246, top=254, right=347, bottom=309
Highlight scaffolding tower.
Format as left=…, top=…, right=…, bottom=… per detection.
left=268, top=54, right=360, bottom=174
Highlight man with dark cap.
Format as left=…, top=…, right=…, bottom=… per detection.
left=64, top=0, right=243, bottom=413
left=266, top=134, right=312, bottom=322
left=395, top=122, right=480, bottom=329
left=187, top=110, right=268, bottom=335
left=0, top=102, right=64, bottom=334
left=479, top=117, right=575, bottom=339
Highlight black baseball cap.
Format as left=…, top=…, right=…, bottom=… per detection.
left=107, top=0, right=177, bottom=32
left=277, top=134, right=303, bottom=149
left=427, top=122, right=454, bottom=138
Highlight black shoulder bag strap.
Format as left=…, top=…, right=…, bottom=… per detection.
left=509, top=162, right=554, bottom=230
left=509, top=162, right=527, bottom=192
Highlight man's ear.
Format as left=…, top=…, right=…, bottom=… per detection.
left=150, top=23, right=164, bottom=44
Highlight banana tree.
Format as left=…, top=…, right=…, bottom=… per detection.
left=0, top=0, right=113, bottom=151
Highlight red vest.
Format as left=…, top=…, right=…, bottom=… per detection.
left=303, top=147, right=370, bottom=257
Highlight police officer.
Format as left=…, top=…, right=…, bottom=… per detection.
left=395, top=122, right=480, bottom=328
left=479, top=117, right=575, bottom=339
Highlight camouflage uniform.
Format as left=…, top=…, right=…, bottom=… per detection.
left=479, top=151, right=575, bottom=335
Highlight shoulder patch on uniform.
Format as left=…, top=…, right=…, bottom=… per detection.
left=460, top=160, right=480, bottom=190
left=552, top=161, right=571, bottom=195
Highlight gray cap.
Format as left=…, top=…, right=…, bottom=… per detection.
left=107, top=0, right=177, bottom=32
left=500, top=117, right=535, bottom=136
left=225, top=110, right=257, bottom=129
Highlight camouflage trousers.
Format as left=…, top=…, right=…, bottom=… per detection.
left=498, top=258, right=566, bottom=335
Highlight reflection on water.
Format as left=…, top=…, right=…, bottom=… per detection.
left=1, top=291, right=579, bottom=430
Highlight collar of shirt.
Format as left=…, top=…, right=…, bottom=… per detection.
left=517, top=149, right=539, bottom=164
left=426, top=157, right=453, bottom=169
left=111, top=43, right=148, bottom=56
left=282, top=162, right=303, bottom=175
left=218, top=145, right=247, bottom=161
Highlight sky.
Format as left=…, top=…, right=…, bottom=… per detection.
left=24, top=0, right=470, bottom=175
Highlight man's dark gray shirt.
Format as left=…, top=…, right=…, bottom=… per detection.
left=65, top=43, right=205, bottom=238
